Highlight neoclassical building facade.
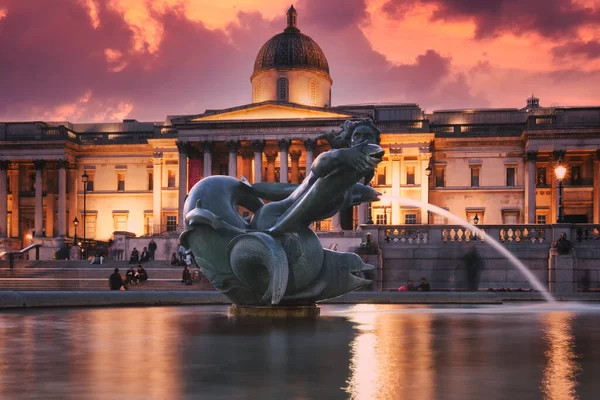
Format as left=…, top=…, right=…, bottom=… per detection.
left=1, top=7, right=600, bottom=255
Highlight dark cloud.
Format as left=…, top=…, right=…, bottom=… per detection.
left=552, top=41, right=600, bottom=60
left=299, top=0, right=367, bottom=31
left=381, top=0, right=600, bottom=39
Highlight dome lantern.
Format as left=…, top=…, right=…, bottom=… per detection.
left=286, top=5, right=298, bottom=32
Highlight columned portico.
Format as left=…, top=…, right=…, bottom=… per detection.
left=331, top=212, right=341, bottom=232
left=304, top=139, right=315, bottom=172
left=176, top=141, right=189, bottom=230
left=152, top=152, right=163, bottom=234
left=390, top=152, right=402, bottom=225
left=228, top=140, right=239, bottom=178
left=0, top=161, right=8, bottom=237
left=57, top=159, right=69, bottom=238
left=290, top=150, right=302, bottom=184
left=202, top=141, right=213, bottom=178
left=241, top=150, right=253, bottom=182
left=265, top=151, right=278, bottom=182
left=252, top=140, right=265, bottom=183
left=525, top=151, right=537, bottom=224
left=33, top=160, right=45, bottom=237
left=419, top=153, right=431, bottom=224
left=278, top=139, right=290, bottom=183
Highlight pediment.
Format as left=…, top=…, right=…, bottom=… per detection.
left=189, top=102, right=353, bottom=122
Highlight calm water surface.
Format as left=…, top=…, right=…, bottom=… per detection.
left=1, top=303, right=600, bottom=400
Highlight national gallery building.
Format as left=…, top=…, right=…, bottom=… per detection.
left=1, top=6, right=600, bottom=255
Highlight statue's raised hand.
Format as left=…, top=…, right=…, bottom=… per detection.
left=339, top=142, right=379, bottom=174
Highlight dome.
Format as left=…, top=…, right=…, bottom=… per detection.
left=252, top=6, right=331, bottom=81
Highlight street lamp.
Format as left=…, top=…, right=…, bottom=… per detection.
left=473, top=214, right=479, bottom=225
left=81, top=171, right=88, bottom=258
left=555, top=159, right=567, bottom=223
left=425, top=162, right=432, bottom=177
left=72, top=217, right=79, bottom=256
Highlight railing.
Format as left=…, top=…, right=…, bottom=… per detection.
left=0, top=244, right=42, bottom=269
left=363, top=224, right=554, bottom=245
left=571, top=225, right=600, bottom=243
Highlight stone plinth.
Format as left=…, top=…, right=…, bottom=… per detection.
left=548, top=249, right=576, bottom=293
left=228, top=304, right=320, bottom=318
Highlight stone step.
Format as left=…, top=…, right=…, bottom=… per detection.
left=0, top=278, right=214, bottom=291
left=0, top=260, right=178, bottom=269
left=0, top=268, right=190, bottom=279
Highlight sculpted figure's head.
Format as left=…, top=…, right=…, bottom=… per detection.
left=318, top=119, right=381, bottom=149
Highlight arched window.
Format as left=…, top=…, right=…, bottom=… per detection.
left=309, top=79, right=318, bottom=105
left=254, top=81, right=261, bottom=102
left=277, top=77, right=289, bottom=102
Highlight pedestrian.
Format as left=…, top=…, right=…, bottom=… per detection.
left=417, top=277, right=431, bottom=292
left=129, top=247, right=139, bottom=264
left=148, top=239, right=157, bottom=260
left=140, top=247, right=150, bottom=262
left=182, top=265, right=192, bottom=284
left=109, top=268, right=126, bottom=290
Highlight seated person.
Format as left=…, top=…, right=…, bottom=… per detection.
left=416, top=277, right=431, bottom=292
left=125, top=266, right=136, bottom=285
left=140, top=247, right=150, bottom=262
left=136, top=265, right=148, bottom=284
left=397, top=280, right=416, bottom=292
left=182, top=265, right=192, bottom=284
left=109, top=268, right=126, bottom=290
left=129, top=248, right=139, bottom=264
left=90, top=251, right=104, bottom=265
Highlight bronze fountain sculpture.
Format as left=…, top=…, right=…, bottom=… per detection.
left=179, top=119, right=383, bottom=306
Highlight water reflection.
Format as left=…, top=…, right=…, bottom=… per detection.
left=344, top=304, right=434, bottom=400
left=541, top=312, right=581, bottom=400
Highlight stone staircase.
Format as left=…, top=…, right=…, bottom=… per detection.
left=0, top=260, right=215, bottom=291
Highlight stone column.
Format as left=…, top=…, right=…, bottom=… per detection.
left=419, top=153, right=431, bottom=224
left=303, top=139, right=316, bottom=173
left=67, top=162, right=77, bottom=238
left=33, top=160, right=45, bottom=237
left=57, top=159, right=69, bottom=238
left=228, top=140, right=239, bottom=178
left=0, top=161, right=8, bottom=237
left=176, top=141, right=189, bottom=230
left=358, top=202, right=368, bottom=225
left=525, top=151, right=537, bottom=224
left=290, top=150, right=302, bottom=184
left=252, top=140, right=265, bottom=183
left=278, top=139, right=290, bottom=183
left=265, top=151, right=278, bottom=182
left=9, top=163, right=19, bottom=237
left=152, top=152, right=163, bottom=234
left=594, top=150, right=600, bottom=223
left=241, top=150, right=253, bottom=182
left=202, top=141, right=214, bottom=178
left=391, top=153, right=402, bottom=225
left=331, top=212, right=341, bottom=232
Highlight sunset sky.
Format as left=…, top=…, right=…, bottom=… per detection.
left=0, top=0, right=599, bottom=122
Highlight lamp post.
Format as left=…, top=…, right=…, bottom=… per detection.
left=473, top=214, right=479, bottom=225
left=72, top=217, right=79, bottom=258
left=555, top=159, right=566, bottom=223
left=425, top=162, right=432, bottom=178
left=81, top=171, right=88, bottom=258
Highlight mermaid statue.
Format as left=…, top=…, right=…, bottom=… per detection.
left=179, top=119, right=383, bottom=305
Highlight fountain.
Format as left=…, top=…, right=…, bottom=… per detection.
left=380, top=194, right=555, bottom=303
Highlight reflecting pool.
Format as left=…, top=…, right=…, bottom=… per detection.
left=1, top=304, right=600, bottom=399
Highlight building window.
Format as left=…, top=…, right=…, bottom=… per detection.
left=148, top=172, right=153, bottom=191
left=435, top=167, right=445, bottom=188
left=433, top=214, right=446, bottom=225
left=377, top=166, right=386, bottom=186
left=571, top=166, right=581, bottom=185
left=537, top=214, right=547, bottom=224
left=309, top=79, right=317, bottom=105
left=405, top=213, right=417, bottom=224
left=85, top=215, right=96, bottom=239
left=7, top=213, right=11, bottom=237
left=470, top=167, right=480, bottom=187
left=376, top=213, right=387, bottom=225
left=117, top=172, right=125, bottom=191
left=467, top=211, right=483, bottom=225
left=502, top=211, right=519, bottom=224
left=86, top=173, right=94, bottom=192
left=219, top=164, right=228, bottom=176
left=167, top=170, right=176, bottom=188
left=254, top=80, right=261, bottom=102
left=6, top=175, right=10, bottom=194
left=537, top=167, right=547, bottom=186
left=145, top=214, right=153, bottom=236
left=113, top=214, right=128, bottom=232
left=166, top=215, right=177, bottom=232
left=506, top=167, right=516, bottom=187
left=406, top=165, right=415, bottom=185
left=277, top=77, right=289, bottom=102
